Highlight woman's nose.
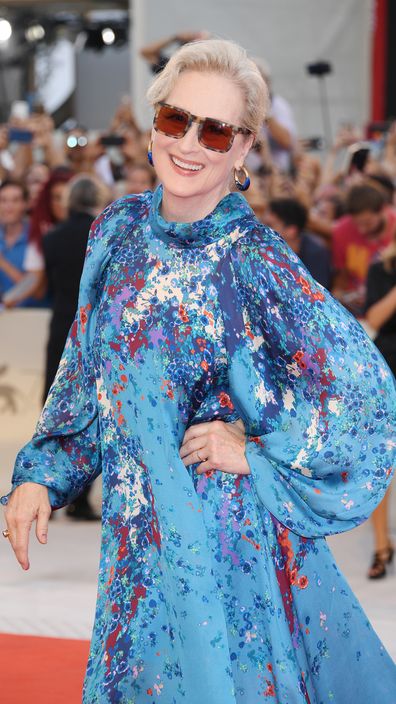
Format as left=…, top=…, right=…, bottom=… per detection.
left=178, top=122, right=201, bottom=153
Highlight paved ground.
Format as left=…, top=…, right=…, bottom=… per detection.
left=0, top=488, right=395, bottom=661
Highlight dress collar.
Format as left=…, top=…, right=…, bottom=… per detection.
left=148, top=184, right=254, bottom=248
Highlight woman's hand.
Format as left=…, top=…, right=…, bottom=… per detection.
left=3, top=483, right=51, bottom=570
left=180, top=419, right=250, bottom=475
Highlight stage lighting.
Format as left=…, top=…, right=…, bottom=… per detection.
left=0, top=18, right=12, bottom=42
left=84, top=24, right=127, bottom=51
left=102, top=27, right=115, bottom=46
left=25, top=24, right=46, bottom=43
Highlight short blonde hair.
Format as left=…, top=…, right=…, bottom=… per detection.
left=146, top=38, right=269, bottom=137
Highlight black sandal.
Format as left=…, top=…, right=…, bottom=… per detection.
left=368, top=544, right=394, bottom=579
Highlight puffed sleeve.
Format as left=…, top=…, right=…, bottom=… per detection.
left=1, top=199, right=128, bottom=509
left=218, top=226, right=396, bottom=538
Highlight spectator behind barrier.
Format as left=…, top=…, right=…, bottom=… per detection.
left=0, top=179, right=36, bottom=306
left=2, top=167, right=74, bottom=308
left=265, top=197, right=332, bottom=289
left=115, top=160, right=156, bottom=199
left=332, top=184, right=396, bottom=317
left=42, top=174, right=110, bottom=520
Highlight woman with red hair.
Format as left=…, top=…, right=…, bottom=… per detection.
left=3, top=166, right=73, bottom=307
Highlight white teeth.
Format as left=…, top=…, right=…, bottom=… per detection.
left=171, top=156, right=203, bottom=172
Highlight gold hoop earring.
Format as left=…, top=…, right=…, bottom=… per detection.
left=234, top=165, right=250, bottom=191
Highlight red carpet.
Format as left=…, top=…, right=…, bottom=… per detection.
left=0, top=633, right=90, bottom=704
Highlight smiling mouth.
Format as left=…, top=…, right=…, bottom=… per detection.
left=170, top=155, right=204, bottom=172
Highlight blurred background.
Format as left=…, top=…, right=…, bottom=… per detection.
left=0, top=1, right=395, bottom=700
left=0, top=0, right=392, bottom=133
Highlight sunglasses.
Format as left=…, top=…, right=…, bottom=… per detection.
left=153, top=102, right=251, bottom=153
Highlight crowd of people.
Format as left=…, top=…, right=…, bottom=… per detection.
left=0, top=43, right=395, bottom=575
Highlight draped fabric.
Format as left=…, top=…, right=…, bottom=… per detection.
left=218, top=232, right=395, bottom=537
left=2, top=186, right=395, bottom=703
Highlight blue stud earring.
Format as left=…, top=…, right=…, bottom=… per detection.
left=147, top=140, right=154, bottom=167
left=234, top=165, right=250, bottom=191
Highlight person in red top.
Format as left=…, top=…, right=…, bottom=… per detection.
left=332, top=183, right=396, bottom=317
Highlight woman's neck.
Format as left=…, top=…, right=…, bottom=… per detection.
left=161, top=184, right=230, bottom=223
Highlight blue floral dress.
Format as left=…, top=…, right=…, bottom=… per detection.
left=3, top=186, right=396, bottom=703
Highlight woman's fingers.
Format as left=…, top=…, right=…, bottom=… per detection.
left=180, top=437, right=209, bottom=467
left=180, top=428, right=221, bottom=466
left=13, top=518, right=32, bottom=571
left=36, top=505, right=51, bottom=544
left=196, top=459, right=213, bottom=474
left=180, top=420, right=227, bottom=461
left=182, top=421, right=215, bottom=444
left=180, top=419, right=249, bottom=475
left=181, top=449, right=209, bottom=467
left=180, top=435, right=206, bottom=460
left=3, top=483, right=50, bottom=569
left=180, top=423, right=221, bottom=468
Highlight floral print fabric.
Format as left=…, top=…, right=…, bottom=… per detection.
left=2, top=185, right=396, bottom=703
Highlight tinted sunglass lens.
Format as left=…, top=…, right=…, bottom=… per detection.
left=156, top=106, right=189, bottom=137
left=200, top=120, right=233, bottom=151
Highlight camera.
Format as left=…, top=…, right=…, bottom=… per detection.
left=100, top=134, right=126, bottom=147
left=302, top=136, right=325, bottom=151
left=306, top=61, right=332, bottom=77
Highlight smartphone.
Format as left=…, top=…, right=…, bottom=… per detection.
left=344, top=142, right=371, bottom=174
left=302, top=137, right=325, bottom=151
left=9, top=100, right=29, bottom=121
left=100, top=134, right=126, bottom=147
left=8, top=127, right=34, bottom=143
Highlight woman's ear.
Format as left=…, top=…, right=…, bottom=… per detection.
left=235, top=134, right=255, bottom=170
left=245, top=133, right=255, bottom=155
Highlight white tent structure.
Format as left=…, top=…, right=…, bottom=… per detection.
left=130, top=0, right=373, bottom=140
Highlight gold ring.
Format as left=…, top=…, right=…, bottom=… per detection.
left=2, top=529, right=10, bottom=539
left=197, top=450, right=203, bottom=462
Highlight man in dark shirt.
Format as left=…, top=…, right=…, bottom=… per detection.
left=365, top=258, right=396, bottom=375
left=265, top=197, right=332, bottom=289
left=43, top=175, right=108, bottom=520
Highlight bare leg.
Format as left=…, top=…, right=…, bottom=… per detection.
left=371, top=487, right=392, bottom=553
left=368, top=486, right=394, bottom=578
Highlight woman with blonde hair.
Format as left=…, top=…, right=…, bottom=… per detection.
left=2, top=39, right=396, bottom=702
